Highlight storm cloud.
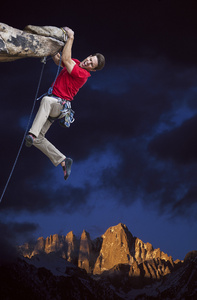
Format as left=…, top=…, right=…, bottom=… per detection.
left=0, top=0, right=197, bottom=259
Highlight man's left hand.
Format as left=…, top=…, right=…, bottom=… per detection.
left=62, top=27, right=74, bottom=39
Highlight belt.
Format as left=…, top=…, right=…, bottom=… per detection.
left=48, top=94, right=71, bottom=108
left=50, top=94, right=67, bottom=101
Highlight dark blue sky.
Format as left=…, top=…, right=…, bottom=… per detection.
left=0, top=0, right=197, bottom=261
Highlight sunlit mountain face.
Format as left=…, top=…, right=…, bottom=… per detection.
left=6, top=223, right=195, bottom=299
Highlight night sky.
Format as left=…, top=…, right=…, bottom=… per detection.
left=0, top=0, right=197, bottom=262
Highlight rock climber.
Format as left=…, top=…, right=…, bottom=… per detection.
left=25, top=26, right=105, bottom=180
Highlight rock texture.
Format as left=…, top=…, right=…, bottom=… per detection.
left=20, top=231, right=79, bottom=263
left=8, top=223, right=197, bottom=299
left=93, top=223, right=174, bottom=280
left=65, top=230, right=79, bottom=264
left=93, top=223, right=135, bottom=274
left=0, top=23, right=65, bottom=62
left=19, top=223, right=175, bottom=284
left=78, top=230, right=93, bottom=272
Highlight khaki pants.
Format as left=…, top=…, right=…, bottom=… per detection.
left=29, top=95, right=66, bottom=166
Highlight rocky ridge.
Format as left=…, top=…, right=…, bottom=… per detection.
left=19, top=223, right=176, bottom=285
left=1, top=223, right=196, bottom=299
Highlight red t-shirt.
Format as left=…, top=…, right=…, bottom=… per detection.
left=52, top=59, right=91, bottom=101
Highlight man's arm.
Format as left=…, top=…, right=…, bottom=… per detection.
left=61, top=27, right=76, bottom=74
left=52, top=52, right=63, bottom=66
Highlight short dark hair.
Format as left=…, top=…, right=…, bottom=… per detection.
left=92, top=53, right=105, bottom=71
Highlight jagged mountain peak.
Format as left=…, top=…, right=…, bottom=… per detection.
left=93, top=223, right=135, bottom=275
left=81, top=229, right=91, bottom=239
left=103, top=222, right=131, bottom=235
left=13, top=224, right=197, bottom=299
left=101, top=223, right=135, bottom=251
left=19, top=223, right=175, bottom=279
left=66, top=230, right=74, bottom=238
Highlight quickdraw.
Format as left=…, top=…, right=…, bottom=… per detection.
left=59, top=104, right=75, bottom=128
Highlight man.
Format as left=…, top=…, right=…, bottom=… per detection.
left=25, top=27, right=105, bottom=180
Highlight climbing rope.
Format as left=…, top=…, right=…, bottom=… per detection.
left=0, top=59, right=46, bottom=203
left=0, top=49, right=64, bottom=203
left=37, top=51, right=62, bottom=100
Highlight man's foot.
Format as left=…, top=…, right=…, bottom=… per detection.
left=62, top=158, right=73, bottom=180
left=25, top=134, right=35, bottom=147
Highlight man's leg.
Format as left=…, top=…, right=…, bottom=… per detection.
left=26, top=96, right=62, bottom=147
left=26, top=96, right=73, bottom=179
left=33, top=119, right=65, bottom=166
left=29, top=96, right=56, bottom=138
left=33, top=119, right=73, bottom=179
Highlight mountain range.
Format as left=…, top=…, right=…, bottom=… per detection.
left=0, top=223, right=196, bottom=299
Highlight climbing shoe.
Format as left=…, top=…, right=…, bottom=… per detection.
left=62, top=157, right=73, bottom=180
left=25, top=134, right=35, bottom=147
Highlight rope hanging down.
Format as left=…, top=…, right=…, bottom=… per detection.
left=37, top=52, right=62, bottom=100
left=0, top=59, right=46, bottom=203
left=0, top=51, right=63, bottom=204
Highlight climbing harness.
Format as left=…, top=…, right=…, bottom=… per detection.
left=47, top=96, right=75, bottom=127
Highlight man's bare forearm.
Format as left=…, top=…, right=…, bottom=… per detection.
left=62, top=36, right=74, bottom=63
left=61, top=27, right=76, bottom=73
left=51, top=27, right=75, bottom=72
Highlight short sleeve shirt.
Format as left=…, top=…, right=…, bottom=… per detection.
left=52, top=59, right=91, bottom=101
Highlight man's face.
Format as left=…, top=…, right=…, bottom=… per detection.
left=79, top=55, right=98, bottom=71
